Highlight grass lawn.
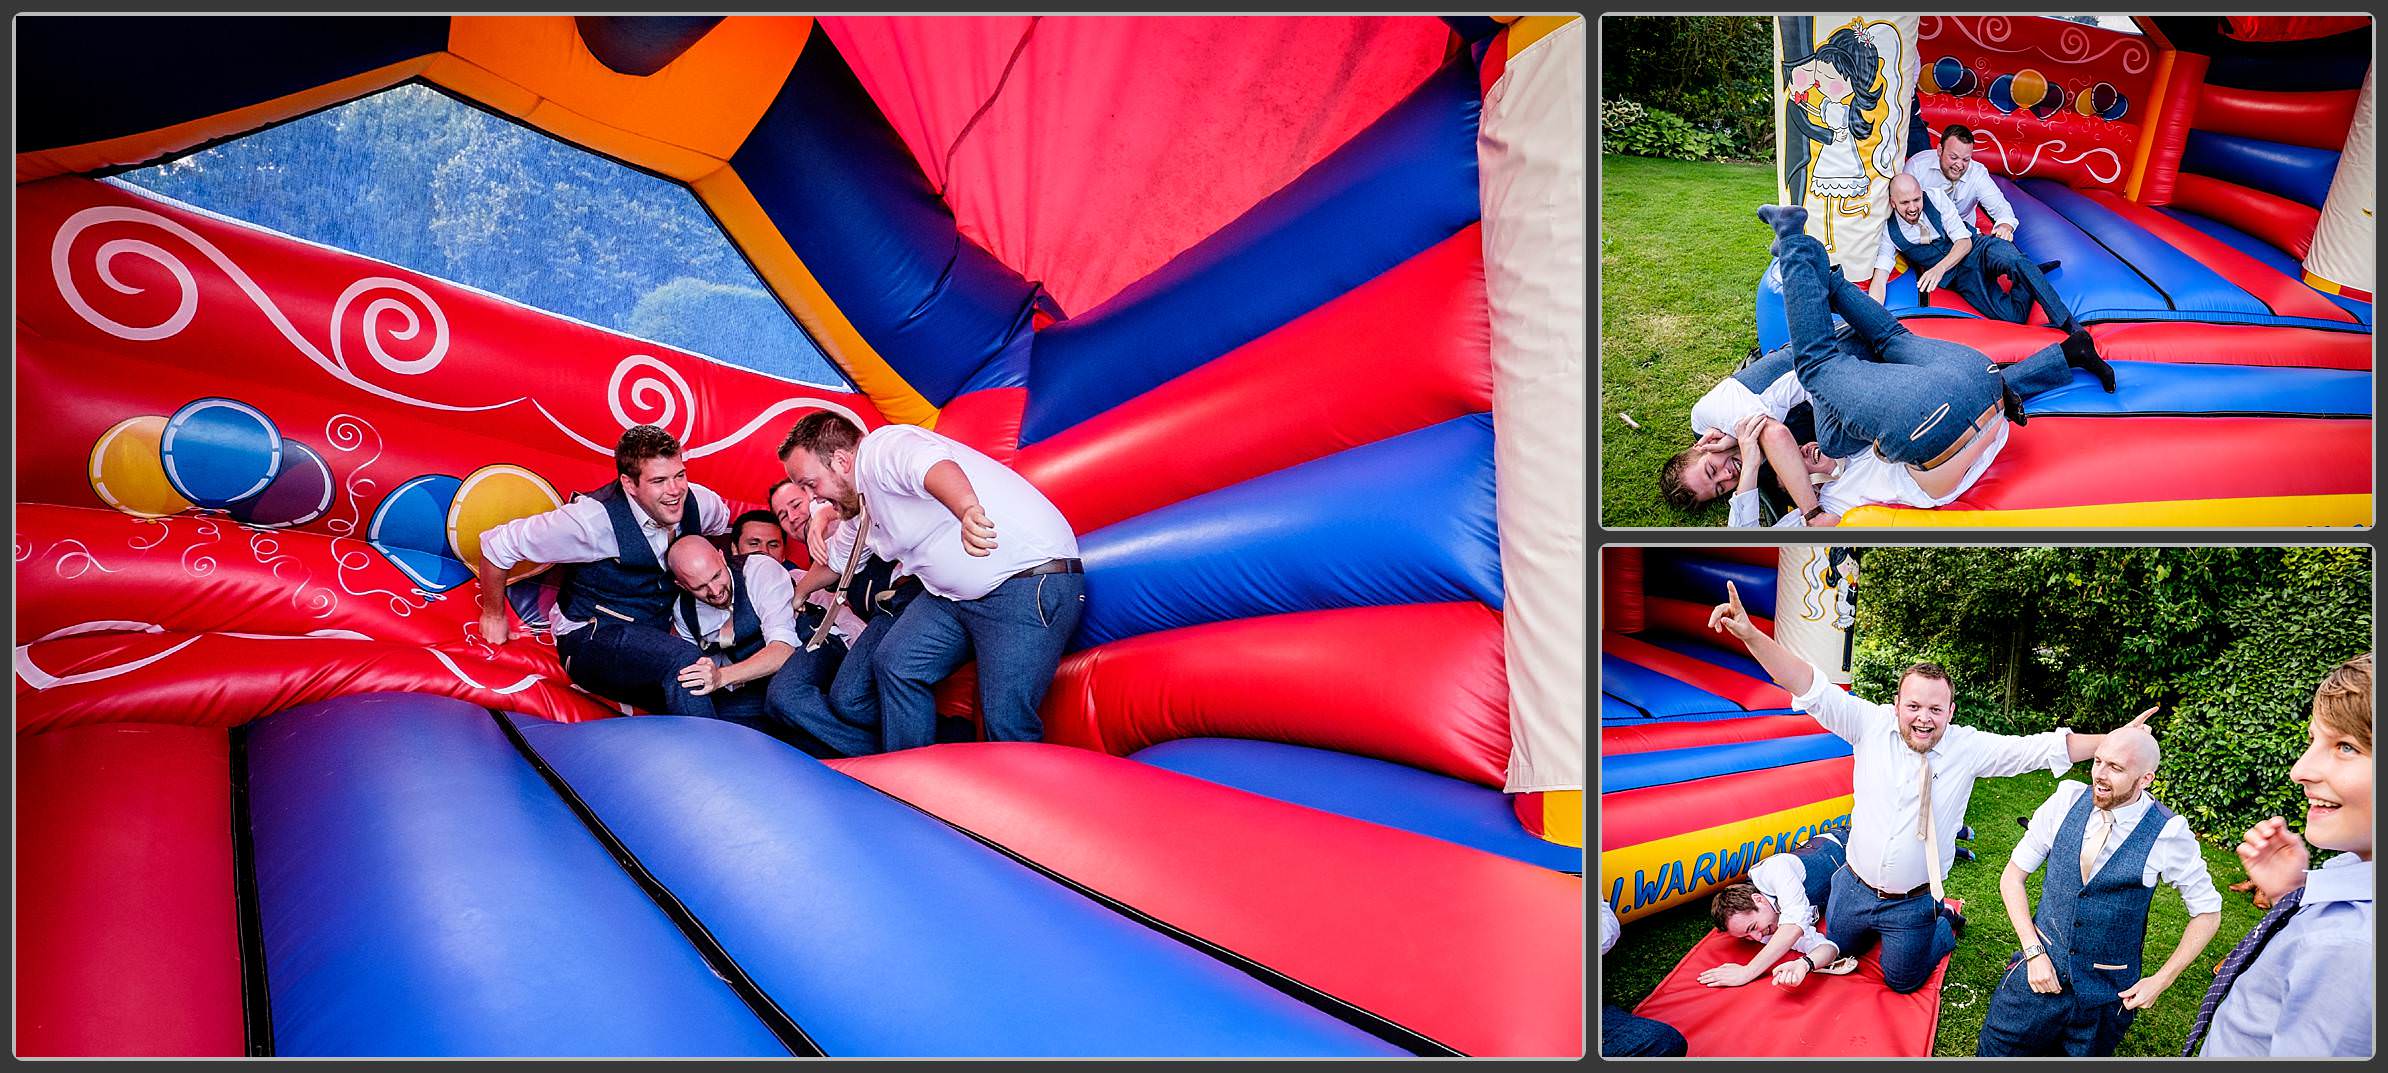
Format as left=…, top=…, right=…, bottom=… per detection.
left=1598, top=153, right=1779, bottom=528
left=1602, top=769, right=2272, bottom=1056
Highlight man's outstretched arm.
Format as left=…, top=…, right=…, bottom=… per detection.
left=1700, top=923, right=1804, bottom=988
left=1708, top=580, right=1815, bottom=696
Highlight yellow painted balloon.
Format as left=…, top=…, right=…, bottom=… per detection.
left=89, top=415, right=195, bottom=518
left=2076, top=87, right=2100, bottom=117
left=447, top=463, right=563, bottom=582
left=2010, top=68, right=2048, bottom=111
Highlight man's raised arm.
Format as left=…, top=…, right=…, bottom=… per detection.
left=1708, top=580, right=1816, bottom=698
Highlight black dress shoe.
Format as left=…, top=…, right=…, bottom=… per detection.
left=2015, top=815, right=2031, bottom=830
left=2038, top=259, right=2063, bottom=274
left=1954, top=846, right=1978, bottom=863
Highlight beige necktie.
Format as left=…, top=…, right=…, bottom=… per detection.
left=2081, top=809, right=2113, bottom=883
left=1918, top=755, right=1943, bottom=901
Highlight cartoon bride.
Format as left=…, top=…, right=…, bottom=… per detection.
left=1783, top=20, right=1901, bottom=252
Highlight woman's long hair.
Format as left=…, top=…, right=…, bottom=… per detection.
left=1783, top=25, right=1885, bottom=145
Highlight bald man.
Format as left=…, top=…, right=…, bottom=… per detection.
left=659, top=534, right=827, bottom=749
left=1868, top=174, right=2110, bottom=392
left=1976, top=725, right=2223, bottom=1056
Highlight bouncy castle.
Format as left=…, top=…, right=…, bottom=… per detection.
left=14, top=16, right=1585, bottom=1057
left=1758, top=15, right=2373, bottom=526
left=1599, top=546, right=1855, bottom=925
left=1601, top=547, right=1961, bottom=1056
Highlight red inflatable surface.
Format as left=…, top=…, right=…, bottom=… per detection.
left=1603, top=755, right=1855, bottom=851
left=1916, top=16, right=2157, bottom=195
left=1641, top=594, right=1775, bottom=643
left=2194, top=83, right=2365, bottom=151
left=1040, top=602, right=1509, bottom=787
left=2137, top=51, right=2209, bottom=208
left=2087, top=322, right=2374, bottom=370
left=1601, top=714, right=1833, bottom=756
left=1628, top=927, right=1947, bottom=1057
left=1012, top=227, right=1491, bottom=533
left=16, top=630, right=614, bottom=735
left=1603, top=633, right=1788, bottom=712
left=16, top=724, right=244, bottom=1056
left=1945, top=415, right=2369, bottom=511
left=1603, top=547, right=1646, bottom=634
left=2168, top=173, right=2319, bottom=259
left=1905, top=317, right=2068, bottom=363
left=2084, top=191, right=2357, bottom=323
left=830, top=742, right=1584, bottom=1057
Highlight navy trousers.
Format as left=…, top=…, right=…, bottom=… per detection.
left=1822, top=864, right=1957, bottom=994
left=1602, top=1004, right=1688, bottom=1057
left=1975, top=951, right=2137, bottom=1056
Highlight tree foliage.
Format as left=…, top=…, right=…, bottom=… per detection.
left=1852, top=547, right=2372, bottom=843
left=117, top=84, right=849, bottom=388
left=1601, top=16, right=1774, bottom=163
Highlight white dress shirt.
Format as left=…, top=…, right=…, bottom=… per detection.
left=1599, top=897, right=1620, bottom=956
left=1747, top=846, right=1835, bottom=955
left=478, top=482, right=731, bottom=637
left=2010, top=780, right=2223, bottom=915
left=1690, top=367, right=1811, bottom=439
left=1729, top=424, right=2008, bottom=527
left=1790, top=660, right=2074, bottom=892
left=853, top=424, right=1078, bottom=601
left=1875, top=187, right=1976, bottom=273
left=672, top=553, right=805, bottom=658
left=1905, top=150, right=2018, bottom=233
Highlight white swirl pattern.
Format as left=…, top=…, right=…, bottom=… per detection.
left=1936, top=16, right=2148, bottom=76
left=1973, top=129, right=2123, bottom=185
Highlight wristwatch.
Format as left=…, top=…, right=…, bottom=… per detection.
left=2021, top=943, right=2047, bottom=962
left=1797, top=954, right=1818, bottom=971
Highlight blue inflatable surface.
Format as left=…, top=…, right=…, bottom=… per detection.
left=1601, top=653, right=1738, bottom=718
left=1639, top=634, right=1774, bottom=682
left=1642, top=553, right=1776, bottom=620
left=2158, top=207, right=2373, bottom=325
left=509, top=715, right=1406, bottom=1057
left=2181, top=131, right=2341, bottom=210
left=1601, top=733, right=1853, bottom=793
left=1128, top=738, right=1582, bottom=874
left=244, top=693, right=786, bottom=1057
left=2027, top=360, right=2371, bottom=417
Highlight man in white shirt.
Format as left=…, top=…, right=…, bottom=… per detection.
left=1701, top=832, right=1860, bottom=988
left=779, top=412, right=1083, bottom=754
left=1724, top=414, right=2009, bottom=527
left=1708, top=580, right=2150, bottom=993
left=1977, top=725, right=2222, bottom=1055
left=659, top=534, right=810, bottom=733
left=1867, top=176, right=2100, bottom=374
left=1906, top=126, right=2019, bottom=242
left=475, top=425, right=730, bottom=713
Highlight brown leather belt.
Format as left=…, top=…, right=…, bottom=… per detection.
left=1902, top=400, right=2004, bottom=472
left=1012, top=557, right=1083, bottom=581
left=1852, top=869, right=1932, bottom=900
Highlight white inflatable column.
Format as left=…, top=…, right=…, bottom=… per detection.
left=1478, top=16, right=1585, bottom=798
left=2304, top=63, right=2375, bottom=301
left=1776, top=546, right=1854, bottom=685
left=1775, top=16, right=1920, bottom=280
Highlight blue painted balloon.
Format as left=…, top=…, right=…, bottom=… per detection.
left=1987, top=73, right=2019, bottom=114
left=1946, top=66, right=1980, bottom=97
left=2099, top=91, right=2129, bottom=122
left=229, top=439, right=334, bottom=528
left=369, top=474, right=474, bottom=592
left=160, top=397, right=282, bottom=508
left=1933, top=57, right=1980, bottom=96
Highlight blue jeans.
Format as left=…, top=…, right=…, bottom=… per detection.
left=873, top=572, right=1086, bottom=751
left=557, top=620, right=699, bottom=714
left=1777, top=233, right=2071, bottom=464
left=1602, top=1005, right=1688, bottom=1057
left=1823, top=864, right=1957, bottom=994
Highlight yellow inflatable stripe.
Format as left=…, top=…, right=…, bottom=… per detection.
left=17, top=56, right=433, bottom=183
left=1530, top=790, right=1583, bottom=848
left=1504, top=15, right=1580, bottom=59
left=1603, top=795, right=1855, bottom=923
left=1843, top=493, right=2372, bottom=528
left=694, top=167, right=941, bottom=429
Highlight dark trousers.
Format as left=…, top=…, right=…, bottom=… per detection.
left=1823, top=864, right=1957, bottom=994
left=1602, top=1004, right=1688, bottom=1057
left=557, top=619, right=698, bottom=714
left=1975, top=952, right=2136, bottom=1056
left=1933, top=234, right=2080, bottom=332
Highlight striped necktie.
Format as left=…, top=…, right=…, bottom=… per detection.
left=2182, top=886, right=2306, bottom=1055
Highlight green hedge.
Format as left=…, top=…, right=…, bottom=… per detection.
left=1850, top=547, right=2371, bottom=844
left=1600, top=15, right=1773, bottom=163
